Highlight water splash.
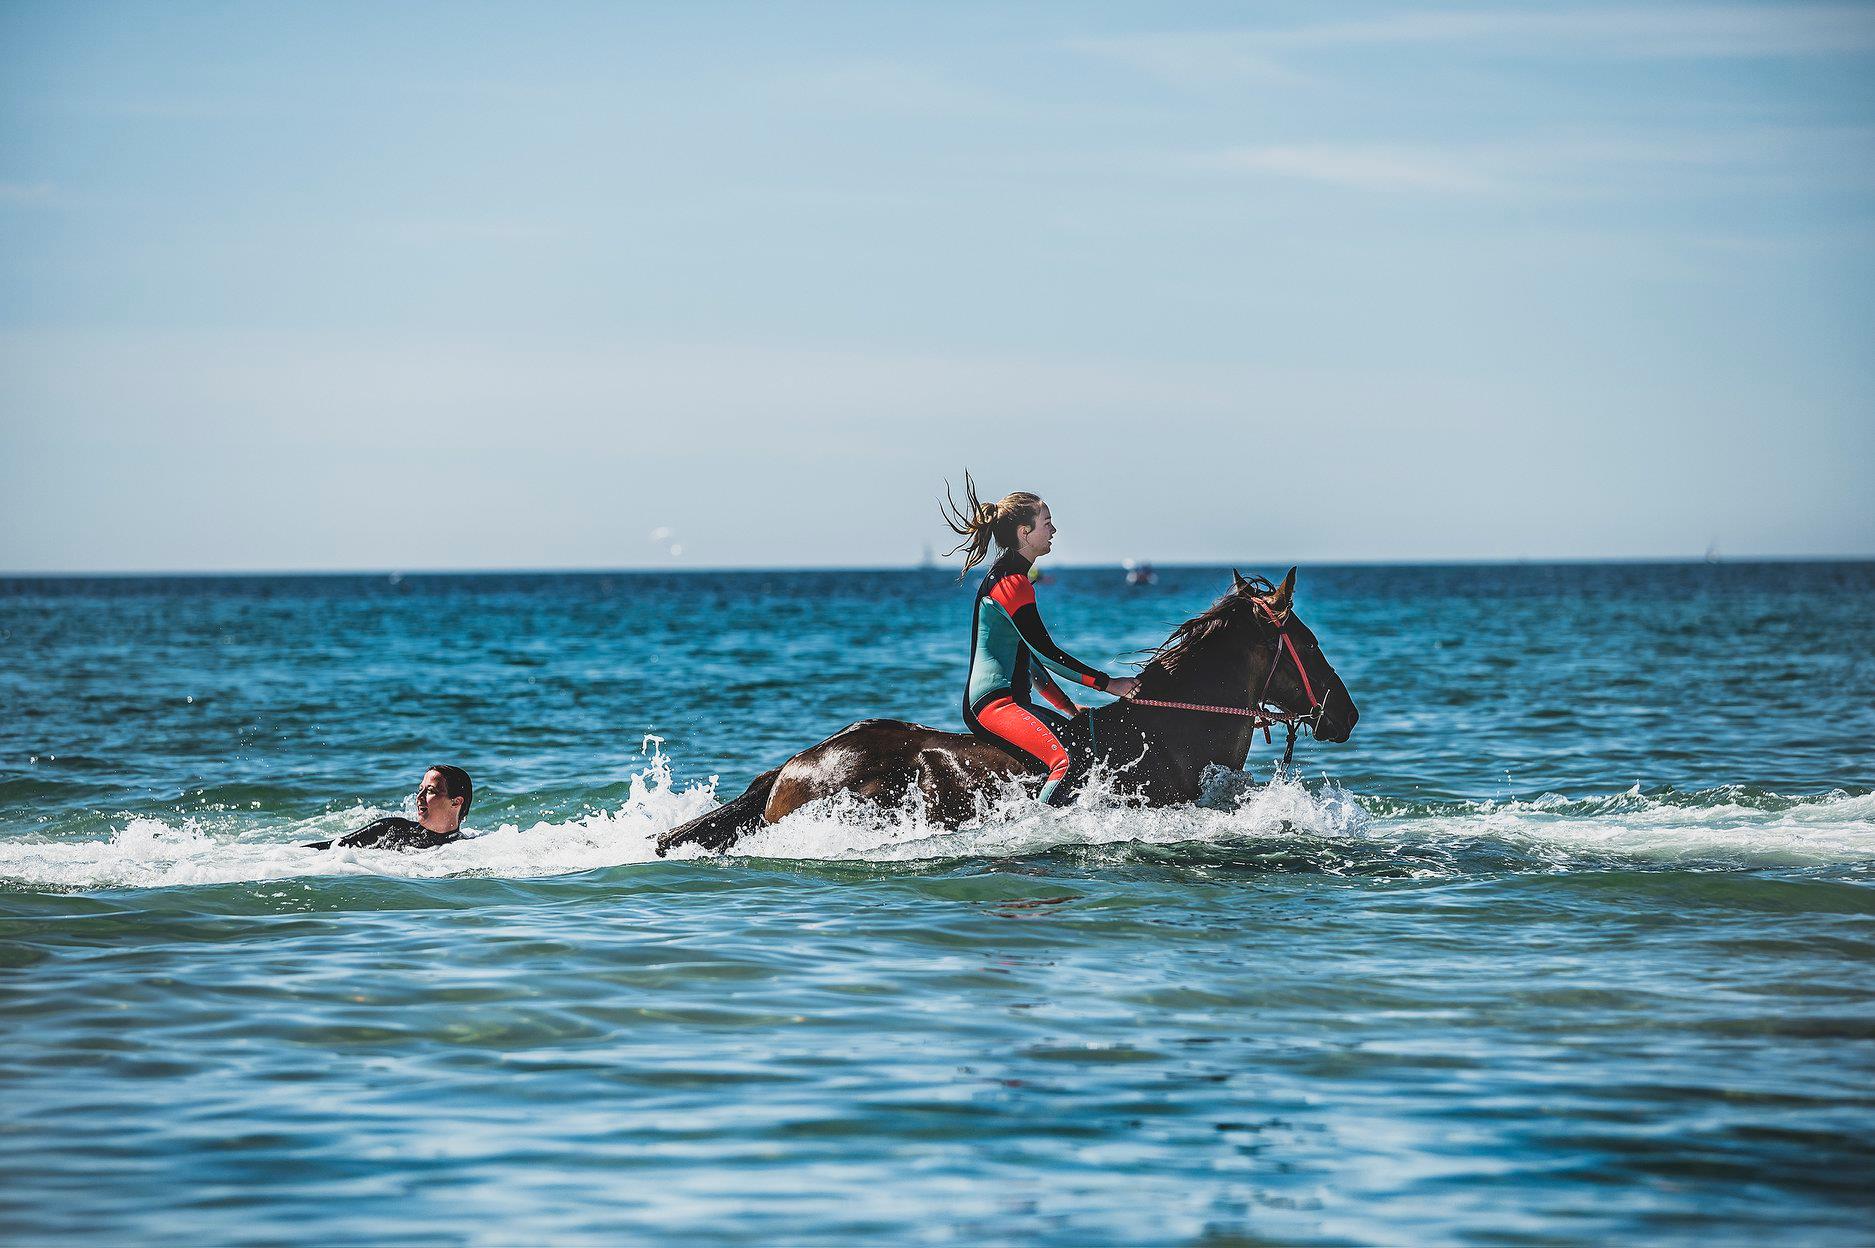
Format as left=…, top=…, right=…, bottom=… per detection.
left=2, top=742, right=1870, bottom=894
left=688, top=763, right=1371, bottom=866
left=0, top=740, right=718, bottom=891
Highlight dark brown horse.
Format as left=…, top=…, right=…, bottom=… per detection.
left=654, top=567, right=1357, bottom=856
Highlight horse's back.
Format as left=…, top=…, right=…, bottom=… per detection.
left=765, top=718, right=1028, bottom=824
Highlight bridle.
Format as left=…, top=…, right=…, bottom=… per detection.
left=1126, top=598, right=1333, bottom=769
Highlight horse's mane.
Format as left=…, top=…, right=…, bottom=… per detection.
left=1141, top=575, right=1279, bottom=676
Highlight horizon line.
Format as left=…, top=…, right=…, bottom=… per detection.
left=3, top=554, right=1872, bottom=579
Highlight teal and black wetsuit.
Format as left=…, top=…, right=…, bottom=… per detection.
left=963, top=552, right=1112, bottom=805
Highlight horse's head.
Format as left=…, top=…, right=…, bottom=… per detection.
left=1238, top=567, right=1359, bottom=743
left=1141, top=566, right=1359, bottom=744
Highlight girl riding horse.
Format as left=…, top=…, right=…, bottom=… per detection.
left=941, top=474, right=1138, bottom=804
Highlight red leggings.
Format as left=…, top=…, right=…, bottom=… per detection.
left=973, top=695, right=1072, bottom=802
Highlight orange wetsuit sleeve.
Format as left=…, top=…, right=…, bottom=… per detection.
left=1033, top=667, right=1079, bottom=716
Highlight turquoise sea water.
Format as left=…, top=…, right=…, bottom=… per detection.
left=2, top=562, right=1872, bottom=1245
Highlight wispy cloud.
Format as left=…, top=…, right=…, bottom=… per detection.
left=1202, top=145, right=1498, bottom=193
left=1075, top=5, right=1875, bottom=85
left=68, top=97, right=243, bottom=121
left=0, top=182, right=56, bottom=205
left=1063, top=34, right=1308, bottom=89
left=780, top=59, right=1014, bottom=117
left=1197, top=126, right=1875, bottom=197
left=364, top=218, right=564, bottom=245
left=1281, top=6, right=1875, bottom=58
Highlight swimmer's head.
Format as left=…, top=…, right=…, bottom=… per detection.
left=417, top=765, right=473, bottom=834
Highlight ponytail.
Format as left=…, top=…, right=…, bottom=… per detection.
left=939, top=470, right=1043, bottom=579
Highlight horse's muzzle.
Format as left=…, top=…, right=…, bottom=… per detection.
left=1312, top=693, right=1358, bottom=744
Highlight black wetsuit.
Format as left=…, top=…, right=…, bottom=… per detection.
left=303, top=817, right=461, bottom=851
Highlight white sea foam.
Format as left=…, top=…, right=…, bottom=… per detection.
left=1409, top=785, right=1875, bottom=868
left=2, top=745, right=1871, bottom=893
left=683, top=764, right=1374, bottom=865
left=0, top=744, right=716, bottom=891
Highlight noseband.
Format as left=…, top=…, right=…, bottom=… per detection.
left=1127, top=598, right=1332, bottom=769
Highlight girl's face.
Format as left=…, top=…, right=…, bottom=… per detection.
left=1017, top=504, right=1055, bottom=560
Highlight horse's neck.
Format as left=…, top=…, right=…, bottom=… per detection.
left=1139, top=633, right=1266, bottom=708
left=1135, top=629, right=1273, bottom=771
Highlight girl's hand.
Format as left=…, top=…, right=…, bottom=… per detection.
left=1106, top=676, right=1139, bottom=699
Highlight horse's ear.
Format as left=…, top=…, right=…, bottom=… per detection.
left=1271, top=566, right=1297, bottom=617
left=1231, top=568, right=1249, bottom=593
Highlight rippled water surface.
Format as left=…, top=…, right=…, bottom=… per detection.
left=3, top=563, right=1872, bottom=1245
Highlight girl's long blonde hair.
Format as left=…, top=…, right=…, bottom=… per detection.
left=939, top=470, right=1043, bottom=579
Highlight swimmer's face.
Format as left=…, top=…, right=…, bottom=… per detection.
left=415, top=768, right=463, bottom=833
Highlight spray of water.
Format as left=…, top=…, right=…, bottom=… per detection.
left=1, top=740, right=1869, bottom=892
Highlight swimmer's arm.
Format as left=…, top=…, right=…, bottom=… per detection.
left=303, top=816, right=413, bottom=850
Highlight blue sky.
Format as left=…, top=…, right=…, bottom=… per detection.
left=3, top=1, right=1871, bottom=571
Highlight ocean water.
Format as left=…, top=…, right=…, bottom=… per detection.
left=2, top=562, right=1871, bottom=1246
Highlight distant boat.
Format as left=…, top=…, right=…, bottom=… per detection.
left=918, top=543, right=938, bottom=572
left=1122, top=559, right=1157, bottom=587
left=1704, top=541, right=1722, bottom=564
